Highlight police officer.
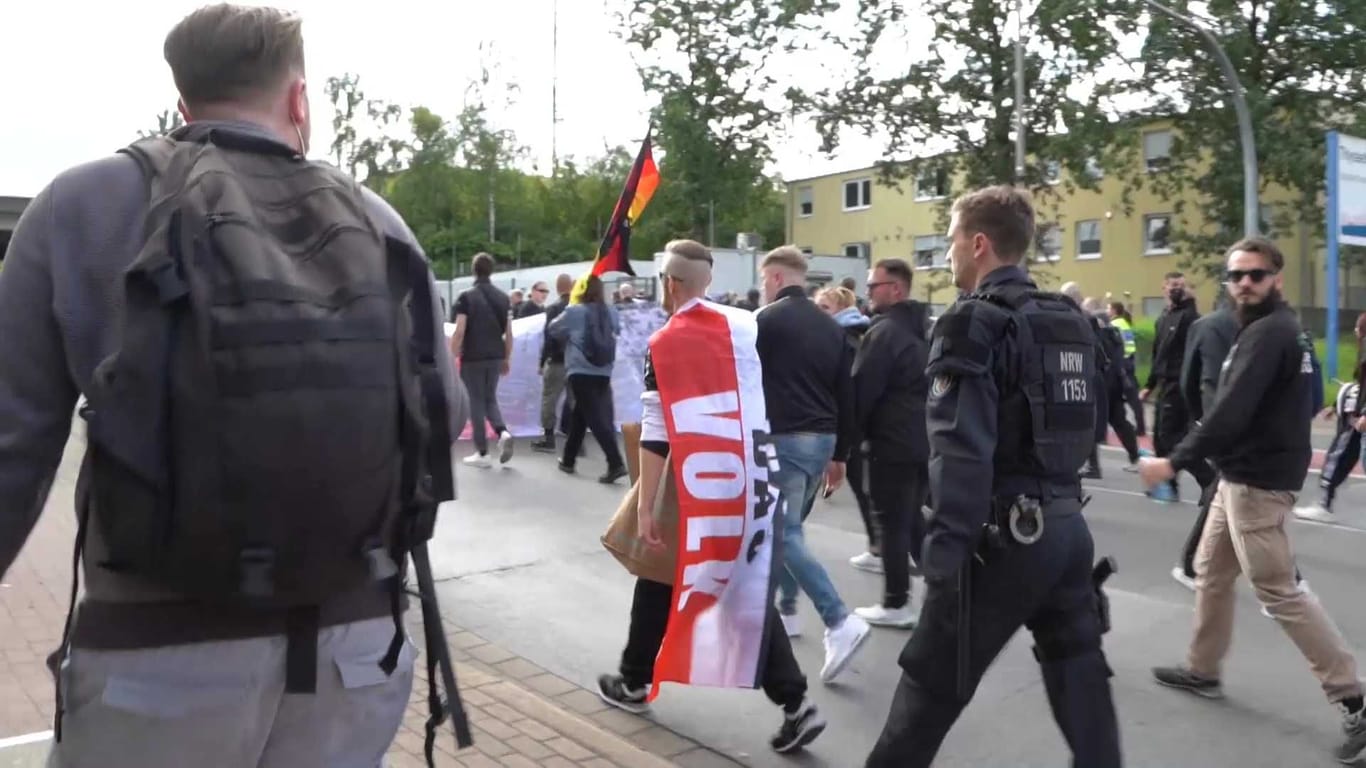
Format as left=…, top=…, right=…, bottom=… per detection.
left=865, top=186, right=1121, bottom=768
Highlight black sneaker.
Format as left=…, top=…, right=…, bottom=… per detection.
left=1152, top=665, right=1224, bottom=699
left=770, top=699, right=826, bottom=754
left=558, top=461, right=575, bottom=475
left=596, top=674, right=649, bottom=714
left=599, top=465, right=628, bottom=485
left=1337, top=699, right=1366, bottom=764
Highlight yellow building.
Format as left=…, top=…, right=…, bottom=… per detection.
left=785, top=126, right=1332, bottom=320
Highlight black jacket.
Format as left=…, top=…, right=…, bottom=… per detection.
left=1169, top=302, right=1314, bottom=490
left=1180, top=308, right=1238, bottom=421
left=1147, top=296, right=1199, bottom=388
left=755, top=286, right=857, bottom=461
left=540, top=292, right=571, bottom=366
left=852, top=300, right=931, bottom=463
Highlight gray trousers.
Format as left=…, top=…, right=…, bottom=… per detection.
left=47, top=618, right=414, bottom=768
left=540, top=362, right=568, bottom=433
left=461, top=359, right=506, bottom=454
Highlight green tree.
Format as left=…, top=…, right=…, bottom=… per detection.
left=138, top=108, right=185, bottom=139
left=1116, top=0, right=1366, bottom=278
left=805, top=0, right=1136, bottom=231
left=324, top=73, right=407, bottom=188
left=622, top=0, right=834, bottom=253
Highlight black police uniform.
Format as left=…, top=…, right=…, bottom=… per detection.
left=865, top=266, right=1121, bottom=768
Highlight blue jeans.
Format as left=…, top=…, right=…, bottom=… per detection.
left=772, top=432, right=848, bottom=628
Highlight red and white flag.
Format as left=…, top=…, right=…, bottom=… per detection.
left=648, top=300, right=779, bottom=698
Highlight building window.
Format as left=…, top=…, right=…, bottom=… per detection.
left=1144, top=214, right=1173, bottom=254
left=1143, top=130, right=1172, bottom=172
left=1043, top=160, right=1061, bottom=185
left=912, top=235, right=948, bottom=269
left=1076, top=219, right=1102, bottom=259
left=843, top=178, right=871, bottom=211
left=1141, top=296, right=1166, bottom=317
left=915, top=168, right=948, bottom=201
left=1034, top=223, right=1062, bottom=261
left=798, top=186, right=814, bottom=217
left=843, top=242, right=870, bottom=261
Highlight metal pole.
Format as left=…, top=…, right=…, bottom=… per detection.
left=1013, top=0, right=1026, bottom=182
left=551, top=0, right=559, bottom=177
left=1141, top=0, right=1259, bottom=237
left=709, top=200, right=716, bottom=247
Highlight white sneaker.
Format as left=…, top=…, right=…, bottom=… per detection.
left=854, top=604, right=917, bottom=629
left=1294, top=504, right=1333, bottom=522
left=463, top=453, right=491, bottom=468
left=849, top=552, right=884, bottom=574
left=820, top=614, right=870, bottom=683
left=780, top=613, right=802, bottom=638
left=1170, top=566, right=1196, bottom=592
left=497, top=430, right=515, bottom=464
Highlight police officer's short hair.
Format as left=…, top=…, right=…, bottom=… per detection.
left=1226, top=237, right=1284, bottom=272
left=950, top=186, right=1035, bottom=262
left=761, top=246, right=810, bottom=274
left=876, top=257, right=914, bottom=290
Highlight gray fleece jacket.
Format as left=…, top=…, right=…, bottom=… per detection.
left=0, top=121, right=467, bottom=648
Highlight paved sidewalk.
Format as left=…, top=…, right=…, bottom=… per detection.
left=0, top=434, right=740, bottom=767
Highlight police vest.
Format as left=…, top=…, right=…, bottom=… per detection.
left=971, top=285, right=1098, bottom=483
left=1110, top=317, right=1137, bottom=357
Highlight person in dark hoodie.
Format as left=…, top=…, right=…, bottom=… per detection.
left=1141, top=271, right=1216, bottom=501
left=816, top=286, right=881, bottom=574
left=849, top=258, right=931, bottom=630
left=1170, top=304, right=1239, bottom=589
left=1142, top=238, right=1365, bottom=764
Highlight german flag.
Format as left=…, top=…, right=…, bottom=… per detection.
left=591, top=130, right=659, bottom=277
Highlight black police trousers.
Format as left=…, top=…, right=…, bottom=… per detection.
left=866, top=506, right=1121, bottom=768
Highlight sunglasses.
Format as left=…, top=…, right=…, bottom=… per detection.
left=1225, top=269, right=1277, bottom=284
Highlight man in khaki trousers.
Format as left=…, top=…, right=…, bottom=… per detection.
left=1140, top=237, right=1365, bottom=764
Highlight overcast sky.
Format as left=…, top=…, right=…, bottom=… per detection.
left=0, top=0, right=903, bottom=198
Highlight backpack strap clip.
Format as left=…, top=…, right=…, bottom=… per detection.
left=364, top=540, right=399, bottom=581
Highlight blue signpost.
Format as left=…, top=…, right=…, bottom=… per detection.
left=1328, top=132, right=1340, bottom=380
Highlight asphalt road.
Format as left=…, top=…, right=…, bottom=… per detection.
left=432, top=440, right=1366, bottom=767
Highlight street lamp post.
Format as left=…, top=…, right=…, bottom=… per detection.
left=1140, top=0, right=1259, bottom=237
left=1014, top=0, right=1026, bottom=181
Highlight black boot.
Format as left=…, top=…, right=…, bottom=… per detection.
left=531, top=430, right=556, bottom=453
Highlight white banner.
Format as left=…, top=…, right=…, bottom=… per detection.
left=448, top=302, right=669, bottom=440
left=1337, top=133, right=1366, bottom=247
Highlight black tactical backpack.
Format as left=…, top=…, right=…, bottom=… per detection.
left=54, top=125, right=471, bottom=757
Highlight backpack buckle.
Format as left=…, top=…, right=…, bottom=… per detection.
left=238, top=547, right=276, bottom=598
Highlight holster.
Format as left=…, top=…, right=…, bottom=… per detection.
left=1092, top=556, right=1117, bottom=635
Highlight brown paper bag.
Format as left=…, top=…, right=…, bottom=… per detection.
left=601, top=453, right=678, bottom=586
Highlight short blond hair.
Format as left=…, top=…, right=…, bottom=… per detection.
left=164, top=4, right=305, bottom=110
left=760, top=245, right=809, bottom=274
left=817, top=286, right=857, bottom=311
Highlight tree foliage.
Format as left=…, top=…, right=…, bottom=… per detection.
left=137, top=108, right=185, bottom=139
left=1115, top=0, right=1366, bottom=277
left=806, top=0, right=1136, bottom=216
left=620, top=0, right=831, bottom=254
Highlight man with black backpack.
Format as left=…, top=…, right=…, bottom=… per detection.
left=0, top=5, right=472, bottom=766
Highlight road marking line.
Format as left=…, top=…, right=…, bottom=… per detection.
left=1083, top=485, right=1366, bottom=535
left=0, top=730, right=51, bottom=750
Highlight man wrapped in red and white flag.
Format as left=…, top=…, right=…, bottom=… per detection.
left=594, top=239, right=827, bottom=755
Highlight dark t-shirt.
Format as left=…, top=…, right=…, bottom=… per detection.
left=454, top=281, right=510, bottom=362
